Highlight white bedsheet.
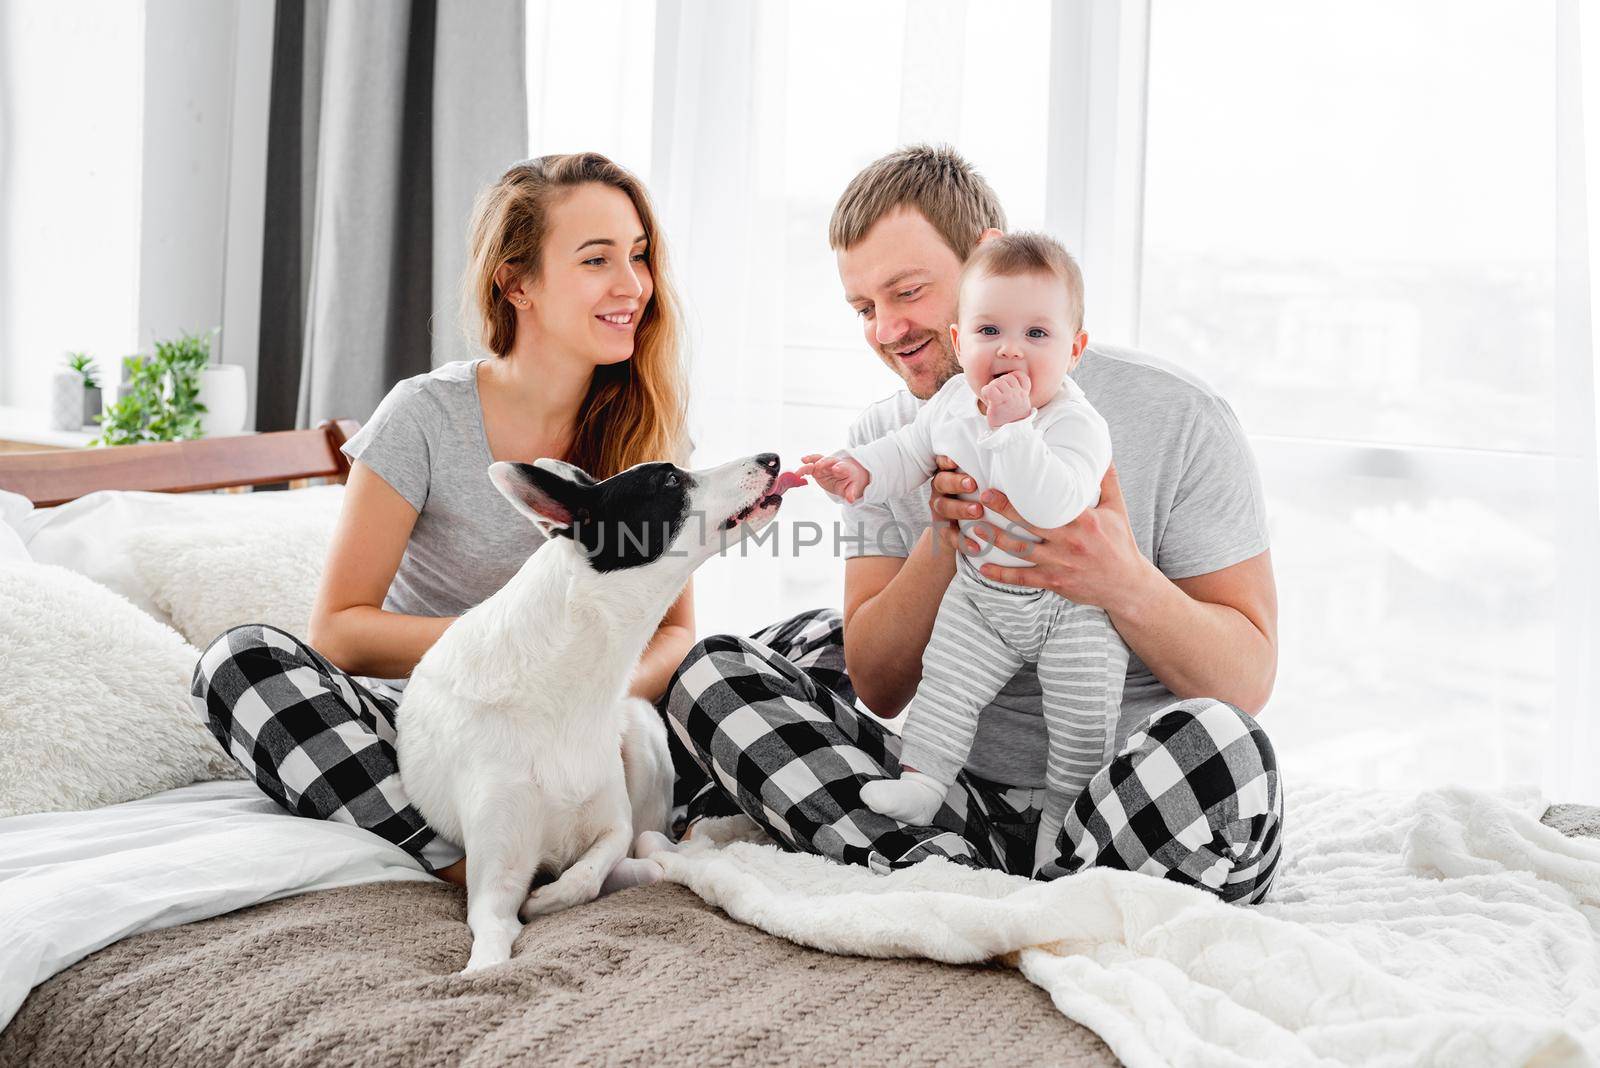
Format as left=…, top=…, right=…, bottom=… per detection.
left=0, top=780, right=432, bottom=1030
left=659, top=784, right=1600, bottom=1067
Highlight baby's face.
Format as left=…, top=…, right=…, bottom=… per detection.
left=952, top=271, right=1087, bottom=410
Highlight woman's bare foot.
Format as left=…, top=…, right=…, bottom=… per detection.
left=634, top=830, right=678, bottom=858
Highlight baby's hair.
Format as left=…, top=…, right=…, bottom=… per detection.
left=959, top=231, right=1085, bottom=333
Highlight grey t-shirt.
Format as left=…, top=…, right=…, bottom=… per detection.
left=340, top=359, right=547, bottom=622
left=842, top=342, right=1269, bottom=788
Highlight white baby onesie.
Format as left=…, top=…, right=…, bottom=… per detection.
left=841, top=373, right=1126, bottom=875
left=846, top=374, right=1112, bottom=567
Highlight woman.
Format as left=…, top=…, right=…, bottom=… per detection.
left=191, top=153, right=691, bottom=886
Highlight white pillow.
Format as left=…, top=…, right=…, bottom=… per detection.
left=0, top=488, right=32, bottom=531
left=129, top=517, right=333, bottom=650
left=0, top=489, right=31, bottom=563
left=0, top=521, right=27, bottom=565
left=0, top=562, right=242, bottom=819
left=18, top=485, right=343, bottom=625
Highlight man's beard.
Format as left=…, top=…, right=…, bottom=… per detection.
left=881, top=328, right=961, bottom=400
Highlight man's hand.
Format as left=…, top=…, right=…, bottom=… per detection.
left=979, top=370, right=1032, bottom=429
left=930, top=455, right=983, bottom=557
left=799, top=453, right=872, bottom=504
left=973, top=463, right=1159, bottom=616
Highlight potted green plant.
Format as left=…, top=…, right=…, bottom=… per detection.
left=68, top=353, right=102, bottom=428
left=93, top=332, right=213, bottom=446
left=50, top=352, right=101, bottom=432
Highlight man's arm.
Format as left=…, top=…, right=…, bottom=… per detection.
left=971, top=465, right=1279, bottom=714
left=1126, top=552, right=1277, bottom=714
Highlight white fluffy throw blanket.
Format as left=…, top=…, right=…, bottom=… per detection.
left=656, top=784, right=1600, bottom=1067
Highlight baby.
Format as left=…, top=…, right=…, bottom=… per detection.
left=803, top=232, right=1128, bottom=876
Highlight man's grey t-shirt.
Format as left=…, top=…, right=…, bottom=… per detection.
left=340, top=359, right=547, bottom=624
left=842, top=342, right=1269, bottom=788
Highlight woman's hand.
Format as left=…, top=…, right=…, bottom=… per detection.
left=973, top=463, right=1159, bottom=615
left=798, top=453, right=872, bottom=504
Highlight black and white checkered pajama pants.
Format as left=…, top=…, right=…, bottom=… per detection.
left=191, top=624, right=463, bottom=872
left=663, top=608, right=1283, bottom=904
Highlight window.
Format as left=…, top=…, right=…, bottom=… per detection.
left=771, top=0, right=1055, bottom=627
left=1140, top=0, right=1567, bottom=789
left=524, top=0, right=656, bottom=176
left=0, top=0, right=142, bottom=411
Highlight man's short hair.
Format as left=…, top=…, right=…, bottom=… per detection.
left=960, top=231, right=1086, bottom=332
left=829, top=144, right=1007, bottom=260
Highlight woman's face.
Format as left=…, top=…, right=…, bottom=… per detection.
left=521, top=182, right=654, bottom=367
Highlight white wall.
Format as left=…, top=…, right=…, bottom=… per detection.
left=1, top=0, right=271, bottom=419
left=0, top=1, right=144, bottom=410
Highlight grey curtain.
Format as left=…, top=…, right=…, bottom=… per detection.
left=256, top=0, right=526, bottom=432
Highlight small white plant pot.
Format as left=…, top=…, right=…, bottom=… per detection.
left=198, top=365, right=248, bottom=437
left=50, top=370, right=83, bottom=431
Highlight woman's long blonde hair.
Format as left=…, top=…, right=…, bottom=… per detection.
left=463, top=153, right=688, bottom=478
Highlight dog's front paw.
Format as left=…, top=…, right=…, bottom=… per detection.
left=462, top=944, right=511, bottom=974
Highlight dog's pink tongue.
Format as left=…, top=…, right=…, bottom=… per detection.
left=772, top=471, right=808, bottom=495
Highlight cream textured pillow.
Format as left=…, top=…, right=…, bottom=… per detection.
left=18, top=484, right=344, bottom=628
left=128, top=517, right=334, bottom=651
left=0, top=563, right=242, bottom=819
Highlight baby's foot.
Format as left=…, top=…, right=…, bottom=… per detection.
left=1033, top=812, right=1065, bottom=878
left=861, top=770, right=946, bottom=824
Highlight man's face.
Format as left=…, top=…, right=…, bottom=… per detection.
left=836, top=207, right=964, bottom=400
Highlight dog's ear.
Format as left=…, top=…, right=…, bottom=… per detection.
left=530, top=458, right=598, bottom=487
left=489, top=461, right=592, bottom=536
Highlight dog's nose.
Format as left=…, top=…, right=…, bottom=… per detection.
left=755, top=453, right=780, bottom=473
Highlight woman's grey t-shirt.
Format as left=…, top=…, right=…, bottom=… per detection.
left=340, top=359, right=546, bottom=623
left=841, top=342, right=1270, bottom=788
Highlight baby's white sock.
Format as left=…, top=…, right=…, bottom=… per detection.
left=861, top=770, right=947, bottom=824
left=1033, top=811, right=1065, bottom=877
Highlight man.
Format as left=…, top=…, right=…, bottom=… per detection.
left=659, top=145, right=1282, bottom=903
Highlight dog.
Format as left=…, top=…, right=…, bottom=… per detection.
left=397, top=452, right=804, bottom=972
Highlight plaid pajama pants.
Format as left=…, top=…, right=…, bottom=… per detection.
left=191, top=624, right=464, bottom=872
left=662, top=608, right=1284, bottom=904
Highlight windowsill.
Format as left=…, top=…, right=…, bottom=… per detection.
left=0, top=406, right=98, bottom=449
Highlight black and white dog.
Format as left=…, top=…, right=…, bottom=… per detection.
left=398, top=453, right=803, bottom=972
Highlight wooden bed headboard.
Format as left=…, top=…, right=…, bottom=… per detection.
left=0, top=419, right=361, bottom=507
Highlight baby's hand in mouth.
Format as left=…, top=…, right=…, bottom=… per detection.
left=980, top=370, right=1033, bottom=428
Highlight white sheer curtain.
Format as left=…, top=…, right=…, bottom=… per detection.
left=1131, top=0, right=1600, bottom=802
left=533, top=0, right=1600, bottom=800
left=647, top=0, right=1057, bottom=637
left=1559, top=0, right=1600, bottom=804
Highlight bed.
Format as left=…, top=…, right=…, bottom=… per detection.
left=1, top=429, right=1597, bottom=1067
